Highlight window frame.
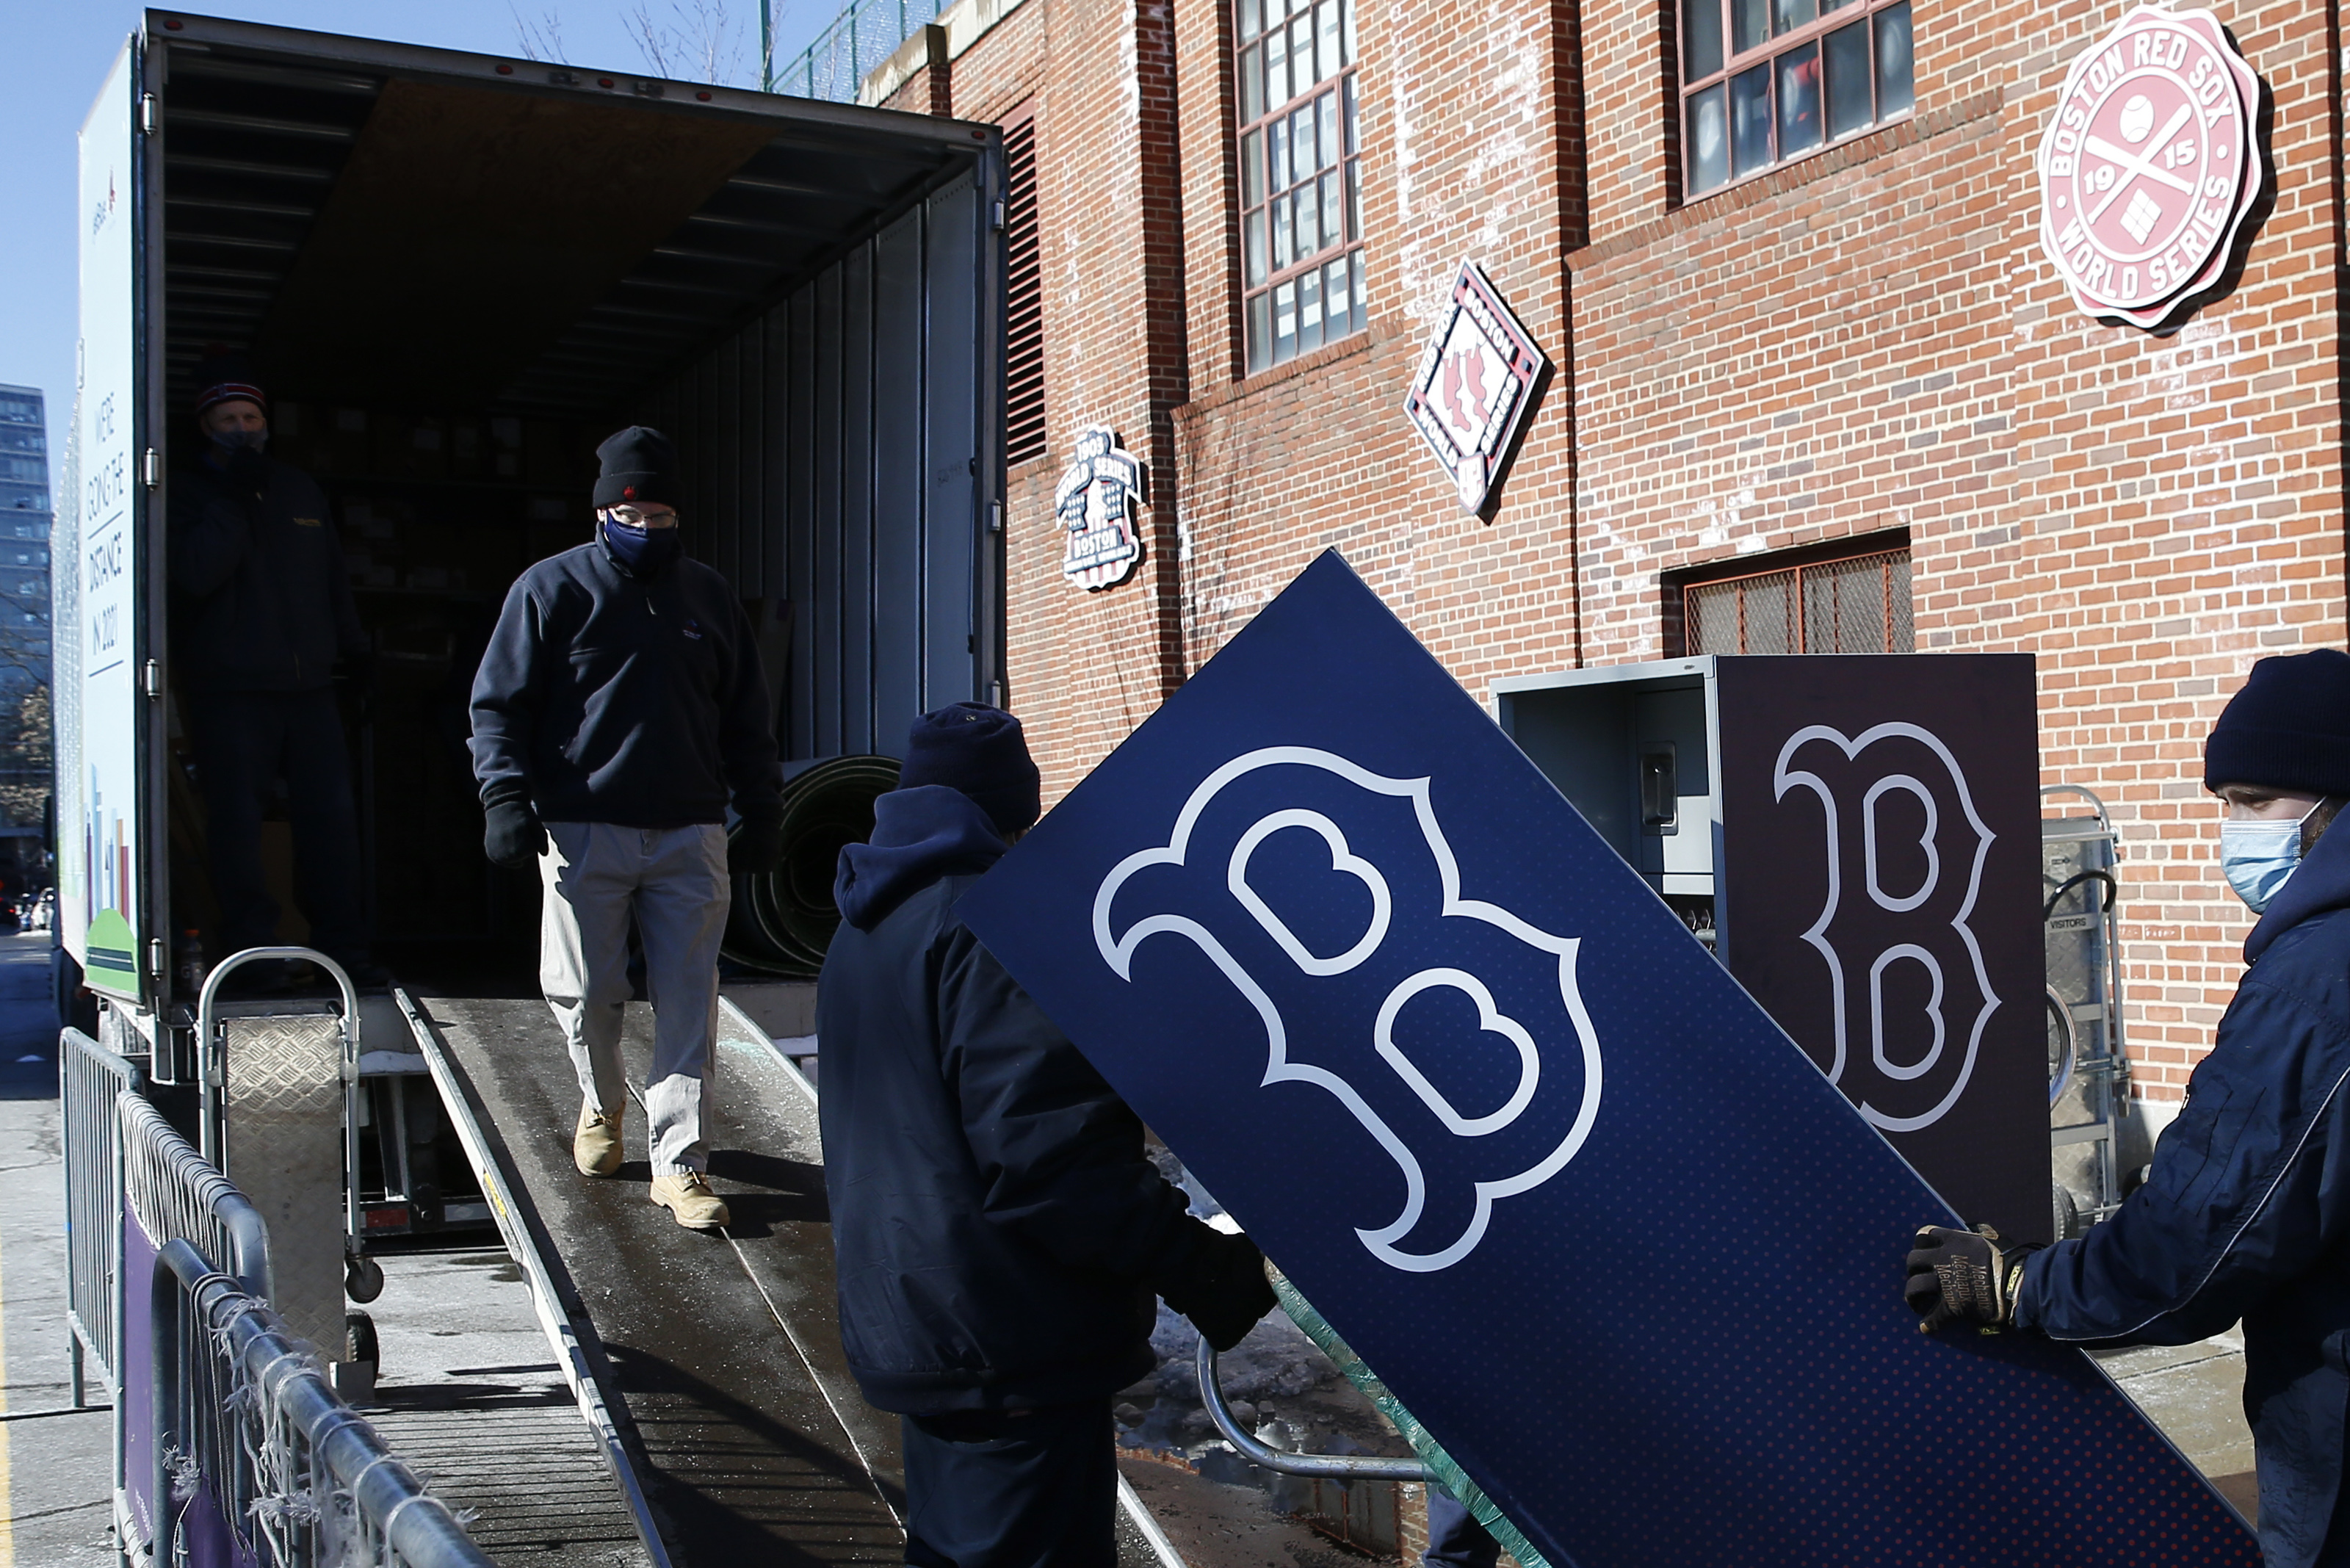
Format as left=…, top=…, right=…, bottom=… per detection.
left=1233, top=0, right=1365, bottom=375
left=1668, top=534, right=1913, bottom=657
left=1677, top=0, right=1914, bottom=202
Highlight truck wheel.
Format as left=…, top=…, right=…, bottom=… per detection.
left=345, top=1251, right=385, bottom=1304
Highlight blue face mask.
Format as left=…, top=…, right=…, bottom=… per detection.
left=599, top=516, right=679, bottom=576
left=2220, top=801, right=2321, bottom=914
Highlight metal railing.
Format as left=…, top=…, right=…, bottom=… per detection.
left=151, top=1238, right=494, bottom=1568
left=774, top=0, right=947, bottom=101
left=123, top=1088, right=272, bottom=1300
left=1196, top=1336, right=1425, bottom=1481
left=62, top=1026, right=142, bottom=1403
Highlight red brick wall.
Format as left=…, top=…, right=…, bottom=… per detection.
left=1568, top=0, right=2346, bottom=1101
left=931, top=0, right=2347, bottom=1099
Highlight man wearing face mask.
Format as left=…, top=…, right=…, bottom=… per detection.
left=469, top=426, right=785, bottom=1229
left=1904, top=648, right=2350, bottom=1568
left=167, top=353, right=378, bottom=989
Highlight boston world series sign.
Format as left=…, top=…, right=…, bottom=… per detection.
left=1403, top=262, right=1550, bottom=516
left=960, top=552, right=2256, bottom=1566
left=2036, top=4, right=2268, bottom=333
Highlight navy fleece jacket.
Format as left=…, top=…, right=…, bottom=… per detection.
left=467, top=538, right=782, bottom=827
left=817, top=785, right=1218, bottom=1414
left=168, top=454, right=367, bottom=693
left=2020, top=821, right=2350, bottom=1567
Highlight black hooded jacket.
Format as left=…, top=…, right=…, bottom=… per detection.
left=2020, top=821, right=2350, bottom=1567
left=168, top=452, right=367, bottom=693
left=817, top=784, right=1216, bottom=1414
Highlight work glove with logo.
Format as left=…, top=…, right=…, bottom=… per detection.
left=1158, top=1224, right=1279, bottom=1353
left=481, top=784, right=546, bottom=870
left=1904, top=1224, right=2045, bottom=1333
left=729, top=810, right=786, bottom=876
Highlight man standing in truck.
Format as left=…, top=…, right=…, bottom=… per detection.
left=468, top=426, right=785, bottom=1231
left=168, top=353, right=379, bottom=989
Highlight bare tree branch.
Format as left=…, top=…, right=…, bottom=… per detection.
left=510, top=4, right=570, bottom=62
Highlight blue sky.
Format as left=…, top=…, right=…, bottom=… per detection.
left=0, top=0, right=834, bottom=477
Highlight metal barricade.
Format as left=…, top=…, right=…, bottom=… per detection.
left=61, top=1026, right=142, bottom=1404
left=122, top=1088, right=272, bottom=1299
left=125, top=1084, right=489, bottom=1568
left=151, top=1238, right=493, bottom=1568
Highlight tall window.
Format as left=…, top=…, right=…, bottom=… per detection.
left=1680, top=0, right=1912, bottom=198
left=1680, top=544, right=1912, bottom=654
left=1002, top=107, right=1046, bottom=466
left=1237, top=0, right=1362, bottom=372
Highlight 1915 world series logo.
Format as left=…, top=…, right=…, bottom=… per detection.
left=2036, top=5, right=2267, bottom=333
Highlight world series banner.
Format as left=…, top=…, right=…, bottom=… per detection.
left=958, top=552, right=2254, bottom=1566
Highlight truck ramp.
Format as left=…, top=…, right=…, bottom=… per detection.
left=402, top=989, right=904, bottom=1565
left=400, top=989, right=1183, bottom=1567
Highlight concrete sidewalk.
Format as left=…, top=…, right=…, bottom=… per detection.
left=0, top=929, right=115, bottom=1567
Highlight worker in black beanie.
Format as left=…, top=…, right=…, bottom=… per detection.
left=1904, top=648, right=2350, bottom=1568
left=167, top=351, right=380, bottom=990
left=818, top=704, right=1277, bottom=1566
left=469, top=425, right=786, bottom=1229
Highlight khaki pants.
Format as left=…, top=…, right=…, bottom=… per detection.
left=538, top=822, right=731, bottom=1176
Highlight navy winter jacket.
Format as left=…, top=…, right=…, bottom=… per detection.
left=467, top=538, right=782, bottom=827
left=2020, top=822, right=2350, bottom=1567
left=817, top=785, right=1214, bottom=1414
left=168, top=454, right=367, bottom=693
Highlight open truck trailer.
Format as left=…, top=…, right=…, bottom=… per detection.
left=59, top=15, right=1061, bottom=1562
left=65, top=9, right=1005, bottom=1209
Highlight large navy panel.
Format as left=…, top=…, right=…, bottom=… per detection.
left=957, top=552, right=2253, bottom=1567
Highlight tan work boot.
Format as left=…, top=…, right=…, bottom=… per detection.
left=574, top=1103, right=623, bottom=1177
left=651, top=1171, right=730, bottom=1229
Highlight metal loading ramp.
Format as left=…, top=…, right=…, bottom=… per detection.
left=401, top=989, right=905, bottom=1564
left=396, top=988, right=1182, bottom=1567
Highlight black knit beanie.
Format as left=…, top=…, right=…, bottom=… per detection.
left=901, top=703, right=1041, bottom=834
left=2204, top=648, right=2350, bottom=798
left=593, top=426, right=680, bottom=509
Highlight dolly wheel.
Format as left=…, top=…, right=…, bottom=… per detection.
left=345, top=1310, right=380, bottom=1371
left=345, top=1251, right=385, bottom=1304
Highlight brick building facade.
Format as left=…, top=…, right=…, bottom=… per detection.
left=867, top=0, right=2346, bottom=1114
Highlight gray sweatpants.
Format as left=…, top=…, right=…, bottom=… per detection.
left=538, top=822, right=731, bottom=1176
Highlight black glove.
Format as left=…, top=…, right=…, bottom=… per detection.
left=1158, top=1225, right=1278, bottom=1353
left=730, top=812, right=785, bottom=876
left=482, top=795, right=546, bottom=869
left=1904, top=1224, right=2044, bottom=1333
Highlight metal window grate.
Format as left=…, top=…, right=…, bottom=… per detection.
left=1003, top=112, right=1046, bottom=466
left=1683, top=547, right=1912, bottom=655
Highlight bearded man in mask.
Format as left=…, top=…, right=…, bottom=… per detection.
left=469, top=427, right=785, bottom=1229
left=168, top=353, right=378, bottom=988
left=1904, top=648, right=2350, bottom=1568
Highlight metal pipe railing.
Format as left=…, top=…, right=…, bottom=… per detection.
left=151, top=1238, right=494, bottom=1568
left=1194, top=1334, right=1426, bottom=1481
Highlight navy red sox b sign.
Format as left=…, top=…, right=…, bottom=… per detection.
left=2037, top=5, right=2268, bottom=333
